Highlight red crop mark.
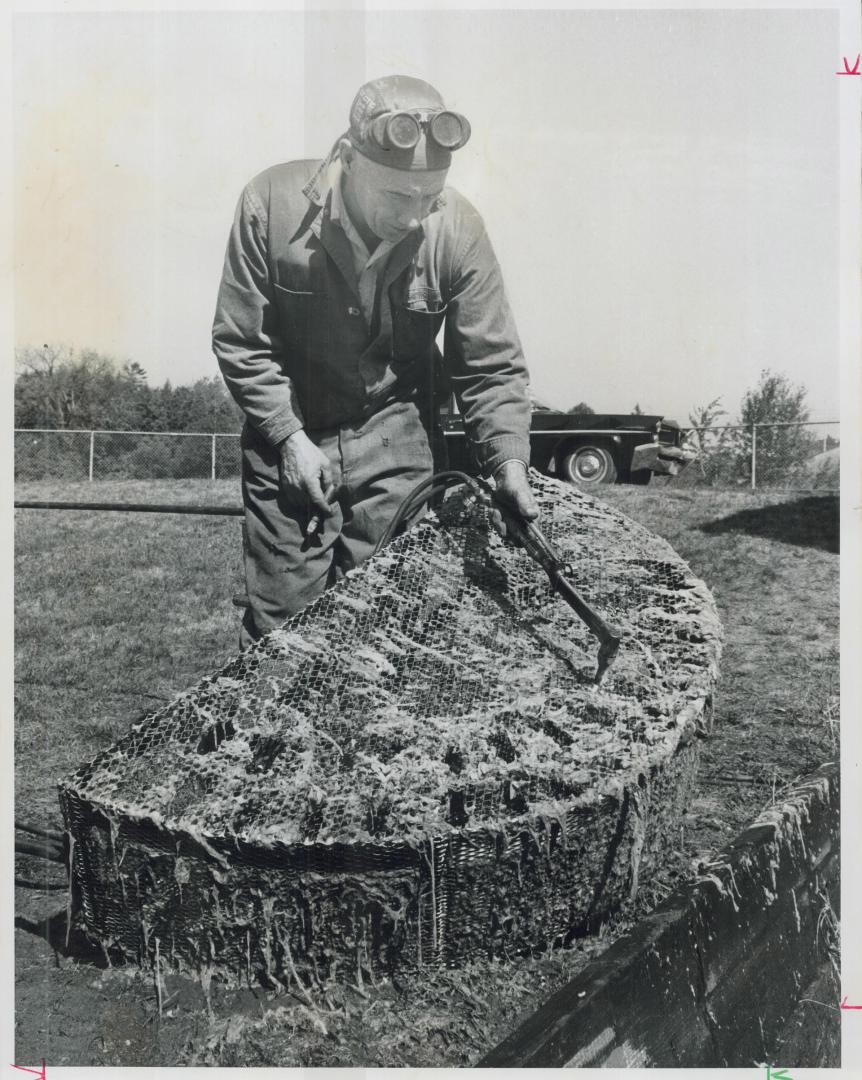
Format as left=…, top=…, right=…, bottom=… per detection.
left=10, top=1063, right=46, bottom=1080
left=835, top=55, right=861, bottom=75
left=840, top=996, right=862, bottom=1010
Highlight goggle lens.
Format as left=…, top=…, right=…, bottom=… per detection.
left=387, top=112, right=422, bottom=150
left=429, top=111, right=466, bottom=150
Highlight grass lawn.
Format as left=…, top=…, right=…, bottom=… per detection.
left=14, top=479, right=839, bottom=1066
left=600, top=485, right=838, bottom=844
left=14, top=480, right=245, bottom=835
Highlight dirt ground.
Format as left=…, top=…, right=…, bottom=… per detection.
left=13, top=482, right=839, bottom=1067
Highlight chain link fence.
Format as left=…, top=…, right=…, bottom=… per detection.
left=14, top=429, right=242, bottom=483
left=676, top=421, right=839, bottom=491
left=14, top=422, right=839, bottom=491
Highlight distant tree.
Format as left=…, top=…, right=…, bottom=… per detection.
left=567, top=402, right=595, bottom=415
left=682, top=396, right=737, bottom=485
left=15, top=344, right=130, bottom=429
left=631, top=403, right=644, bottom=415
left=159, top=376, right=243, bottom=433
left=737, top=369, right=815, bottom=484
left=15, top=345, right=243, bottom=434
left=15, top=342, right=73, bottom=379
left=14, top=344, right=73, bottom=428
left=739, top=369, right=809, bottom=427
left=106, top=359, right=154, bottom=430
left=189, top=376, right=244, bottom=432
left=688, top=396, right=725, bottom=432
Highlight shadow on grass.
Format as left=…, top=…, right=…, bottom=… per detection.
left=699, top=496, right=838, bottom=554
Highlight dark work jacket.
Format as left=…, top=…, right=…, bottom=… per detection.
left=212, top=154, right=531, bottom=476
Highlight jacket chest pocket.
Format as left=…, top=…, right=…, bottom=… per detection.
left=391, top=293, right=447, bottom=368
left=273, top=282, right=327, bottom=357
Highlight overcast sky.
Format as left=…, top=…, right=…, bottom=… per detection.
left=13, top=6, right=842, bottom=423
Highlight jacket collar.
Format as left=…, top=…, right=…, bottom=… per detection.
left=298, top=144, right=357, bottom=295
left=301, top=137, right=342, bottom=208
left=302, top=140, right=426, bottom=293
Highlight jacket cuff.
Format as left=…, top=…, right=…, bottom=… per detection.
left=256, top=409, right=305, bottom=447
left=474, top=435, right=531, bottom=477
left=493, top=458, right=528, bottom=477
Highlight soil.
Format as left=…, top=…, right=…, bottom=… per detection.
left=772, top=962, right=841, bottom=1066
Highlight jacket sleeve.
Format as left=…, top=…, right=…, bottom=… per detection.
left=212, top=183, right=305, bottom=446
left=443, top=200, right=532, bottom=477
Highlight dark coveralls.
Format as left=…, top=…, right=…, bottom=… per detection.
left=212, top=151, right=532, bottom=646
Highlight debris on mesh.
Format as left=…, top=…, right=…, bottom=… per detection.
left=59, top=471, right=722, bottom=978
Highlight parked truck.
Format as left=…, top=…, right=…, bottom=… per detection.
left=441, top=401, right=697, bottom=486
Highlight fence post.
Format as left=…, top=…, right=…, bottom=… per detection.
left=211, top=433, right=217, bottom=481
left=750, top=424, right=757, bottom=491
left=89, top=431, right=95, bottom=482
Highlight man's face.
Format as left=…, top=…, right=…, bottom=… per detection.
left=342, top=145, right=448, bottom=243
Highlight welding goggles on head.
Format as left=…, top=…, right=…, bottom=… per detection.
left=366, top=109, right=472, bottom=153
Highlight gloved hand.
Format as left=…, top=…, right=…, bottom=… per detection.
left=490, top=460, right=538, bottom=541
left=277, top=430, right=335, bottom=518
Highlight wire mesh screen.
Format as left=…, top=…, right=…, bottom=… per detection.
left=15, top=426, right=837, bottom=489
left=59, top=472, right=722, bottom=986
left=91, top=432, right=211, bottom=480
left=14, top=430, right=243, bottom=483
left=754, top=421, right=839, bottom=490
left=14, top=429, right=92, bottom=481
left=214, top=433, right=242, bottom=479
left=677, top=422, right=839, bottom=490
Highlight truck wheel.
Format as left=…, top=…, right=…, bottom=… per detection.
left=560, top=445, right=617, bottom=485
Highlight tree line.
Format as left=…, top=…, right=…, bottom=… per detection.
left=14, top=345, right=244, bottom=433
left=15, top=346, right=832, bottom=487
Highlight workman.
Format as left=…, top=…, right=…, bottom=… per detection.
left=213, top=75, right=537, bottom=648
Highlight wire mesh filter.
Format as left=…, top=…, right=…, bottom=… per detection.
left=59, top=472, right=722, bottom=986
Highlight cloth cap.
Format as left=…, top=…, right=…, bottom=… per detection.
left=348, top=75, right=453, bottom=172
